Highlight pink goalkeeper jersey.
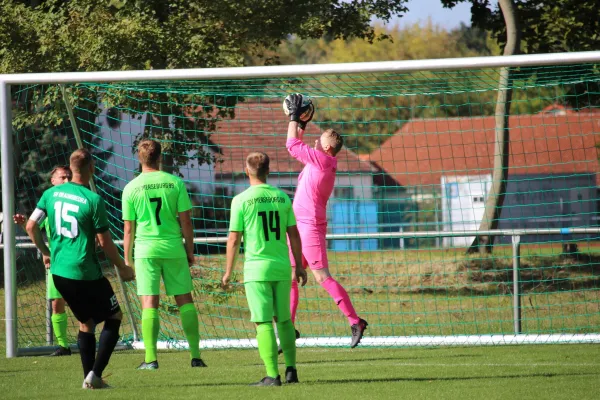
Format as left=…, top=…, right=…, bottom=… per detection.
left=287, top=137, right=337, bottom=225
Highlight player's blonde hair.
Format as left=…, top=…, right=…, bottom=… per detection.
left=138, top=139, right=161, bottom=167
left=69, top=149, right=93, bottom=173
left=322, top=129, right=344, bottom=155
left=246, top=152, right=270, bottom=179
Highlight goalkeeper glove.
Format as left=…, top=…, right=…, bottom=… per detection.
left=299, top=103, right=315, bottom=130
left=285, top=93, right=311, bottom=122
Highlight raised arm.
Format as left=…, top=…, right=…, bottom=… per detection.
left=286, top=129, right=330, bottom=169
left=287, top=120, right=301, bottom=141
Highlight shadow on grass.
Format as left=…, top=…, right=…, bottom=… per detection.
left=245, top=352, right=483, bottom=366
left=303, top=353, right=482, bottom=364
left=0, top=370, right=33, bottom=374
left=313, top=371, right=599, bottom=385
left=141, top=371, right=599, bottom=389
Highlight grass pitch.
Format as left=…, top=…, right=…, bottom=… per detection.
left=1, top=345, right=599, bottom=400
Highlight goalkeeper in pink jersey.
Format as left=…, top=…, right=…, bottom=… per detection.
left=284, top=94, right=368, bottom=348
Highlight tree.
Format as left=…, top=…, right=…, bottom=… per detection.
left=0, top=0, right=411, bottom=212
left=467, top=0, right=520, bottom=254
left=443, top=0, right=599, bottom=253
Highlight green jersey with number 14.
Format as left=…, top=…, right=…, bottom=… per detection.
left=122, top=171, right=192, bottom=259
left=229, top=184, right=296, bottom=282
left=34, top=182, right=109, bottom=281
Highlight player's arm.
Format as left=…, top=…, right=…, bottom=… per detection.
left=123, top=220, right=135, bottom=267
left=175, top=180, right=195, bottom=266
left=25, top=216, right=50, bottom=258
left=222, top=196, right=243, bottom=289
left=287, top=225, right=307, bottom=286
left=94, top=197, right=134, bottom=281
left=222, top=231, right=242, bottom=289
left=26, top=195, right=51, bottom=266
left=179, top=210, right=194, bottom=266
left=288, top=120, right=300, bottom=141
left=96, top=231, right=134, bottom=282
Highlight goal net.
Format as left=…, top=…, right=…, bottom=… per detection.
left=5, top=53, right=600, bottom=354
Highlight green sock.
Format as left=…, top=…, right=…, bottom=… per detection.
left=256, top=323, right=279, bottom=378
left=277, top=319, right=296, bottom=368
left=179, top=303, right=201, bottom=359
left=51, top=312, right=69, bottom=348
left=142, top=308, right=160, bottom=363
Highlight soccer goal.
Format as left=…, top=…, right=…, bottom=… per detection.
left=3, top=51, right=600, bottom=358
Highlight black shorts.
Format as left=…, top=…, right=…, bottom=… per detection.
left=53, top=275, right=121, bottom=324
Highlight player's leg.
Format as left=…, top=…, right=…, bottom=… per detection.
left=245, top=281, right=281, bottom=386
left=274, top=280, right=299, bottom=384
left=78, top=319, right=97, bottom=384
left=48, top=272, right=71, bottom=356
left=136, top=258, right=162, bottom=369
left=83, top=276, right=123, bottom=389
left=287, top=244, right=305, bottom=324
left=165, top=257, right=204, bottom=367
left=303, top=224, right=368, bottom=347
left=311, top=267, right=368, bottom=347
left=52, top=275, right=96, bottom=381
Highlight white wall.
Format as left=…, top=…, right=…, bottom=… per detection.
left=95, top=105, right=216, bottom=195
left=441, top=174, right=492, bottom=247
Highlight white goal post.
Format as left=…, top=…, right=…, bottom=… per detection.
left=3, top=50, right=600, bottom=358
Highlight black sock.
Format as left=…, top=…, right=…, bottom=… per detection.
left=92, top=319, right=121, bottom=377
left=78, top=331, right=96, bottom=378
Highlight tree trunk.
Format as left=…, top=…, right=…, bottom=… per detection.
left=467, top=0, right=520, bottom=254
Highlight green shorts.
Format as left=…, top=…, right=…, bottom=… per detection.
left=135, top=258, right=193, bottom=296
left=47, top=272, right=63, bottom=300
left=244, top=280, right=292, bottom=323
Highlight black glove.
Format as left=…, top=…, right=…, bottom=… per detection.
left=299, top=103, right=315, bottom=130
left=285, top=93, right=311, bottom=122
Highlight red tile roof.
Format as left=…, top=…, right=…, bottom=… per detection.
left=210, top=101, right=373, bottom=175
left=363, top=113, right=600, bottom=186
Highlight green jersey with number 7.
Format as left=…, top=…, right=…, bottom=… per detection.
left=32, top=182, right=110, bottom=280
left=121, top=171, right=192, bottom=259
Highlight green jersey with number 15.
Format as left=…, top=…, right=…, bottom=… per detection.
left=122, top=171, right=192, bottom=259
left=34, top=182, right=109, bottom=281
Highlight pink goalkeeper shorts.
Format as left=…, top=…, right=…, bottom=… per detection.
left=288, top=223, right=329, bottom=270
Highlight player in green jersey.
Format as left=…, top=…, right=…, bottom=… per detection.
left=222, top=152, right=307, bottom=386
left=26, top=149, right=135, bottom=389
left=14, top=165, right=73, bottom=356
left=122, top=139, right=205, bottom=370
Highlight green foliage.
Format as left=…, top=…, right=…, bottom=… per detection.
left=0, top=0, right=410, bottom=74
left=0, top=0, right=410, bottom=206
left=442, top=0, right=600, bottom=109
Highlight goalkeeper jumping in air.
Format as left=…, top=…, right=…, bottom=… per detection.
left=284, top=94, right=368, bottom=348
